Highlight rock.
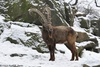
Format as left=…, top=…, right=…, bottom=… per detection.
left=77, top=46, right=84, bottom=57
left=88, top=38, right=98, bottom=46
left=77, top=32, right=90, bottom=42
left=51, top=10, right=66, bottom=26
left=93, top=48, right=100, bottom=53
left=77, top=41, right=97, bottom=54
left=92, top=27, right=99, bottom=36
left=1, top=0, right=71, bottom=26
left=90, top=19, right=100, bottom=36
left=97, top=19, right=100, bottom=36
left=93, top=65, right=100, bottom=67
left=2, top=0, right=33, bottom=23
left=75, top=12, right=86, bottom=17
left=32, top=42, right=49, bottom=53
left=6, top=37, right=19, bottom=44
left=24, top=32, right=42, bottom=46
left=0, top=22, right=11, bottom=35
left=79, top=18, right=89, bottom=29
left=25, top=32, right=49, bottom=53
left=83, top=64, right=90, bottom=67
left=84, top=41, right=96, bottom=51
left=10, top=53, right=27, bottom=57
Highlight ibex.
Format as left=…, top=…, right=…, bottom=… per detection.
left=28, top=7, right=78, bottom=61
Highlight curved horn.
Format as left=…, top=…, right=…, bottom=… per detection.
left=28, top=8, right=48, bottom=24
left=43, top=6, right=52, bottom=24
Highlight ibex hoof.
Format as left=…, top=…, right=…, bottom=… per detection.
left=75, top=59, right=79, bottom=61
left=49, top=59, right=55, bottom=61
left=70, top=59, right=74, bottom=61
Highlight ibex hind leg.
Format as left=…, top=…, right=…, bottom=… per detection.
left=70, top=43, right=78, bottom=61
left=64, top=43, right=77, bottom=61
left=75, top=50, right=79, bottom=61
left=70, top=43, right=79, bottom=61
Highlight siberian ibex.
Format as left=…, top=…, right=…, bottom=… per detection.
left=28, top=7, right=78, bottom=61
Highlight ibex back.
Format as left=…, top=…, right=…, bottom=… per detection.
left=28, top=7, right=78, bottom=61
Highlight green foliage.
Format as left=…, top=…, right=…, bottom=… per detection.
left=4, top=0, right=33, bottom=23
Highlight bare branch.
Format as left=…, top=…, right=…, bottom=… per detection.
left=95, top=0, right=100, bottom=7
left=72, top=0, right=78, bottom=5
left=68, top=0, right=78, bottom=5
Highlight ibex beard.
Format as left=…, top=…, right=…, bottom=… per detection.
left=28, top=7, right=79, bottom=61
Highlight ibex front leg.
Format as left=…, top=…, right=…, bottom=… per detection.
left=48, top=44, right=55, bottom=61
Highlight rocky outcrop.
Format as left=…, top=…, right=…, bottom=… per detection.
left=0, top=21, right=49, bottom=53
left=77, top=31, right=99, bottom=56
left=79, top=18, right=89, bottom=29
left=0, top=0, right=77, bottom=26
left=92, top=19, right=100, bottom=36
left=76, top=32, right=90, bottom=42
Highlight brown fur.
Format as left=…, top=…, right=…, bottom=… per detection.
left=29, top=7, right=78, bottom=61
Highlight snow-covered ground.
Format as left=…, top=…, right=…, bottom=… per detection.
left=0, top=41, right=82, bottom=67
left=0, top=14, right=100, bottom=67
left=0, top=41, right=100, bottom=67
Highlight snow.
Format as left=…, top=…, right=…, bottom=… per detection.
left=0, top=15, right=5, bottom=23
left=0, top=0, right=100, bottom=65
left=77, top=41, right=92, bottom=47
left=0, top=41, right=82, bottom=67
left=82, top=50, right=100, bottom=66
left=72, top=17, right=86, bottom=32
left=0, top=41, right=100, bottom=67
left=65, top=0, right=100, bottom=9
left=0, top=15, right=100, bottom=67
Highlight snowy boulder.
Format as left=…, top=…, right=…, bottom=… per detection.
left=79, top=17, right=89, bottom=29
left=91, top=19, right=100, bottom=36
left=93, top=47, right=100, bottom=53
left=25, top=32, right=49, bottom=53
left=6, top=37, right=19, bottom=44
left=77, top=46, right=84, bottom=57
left=0, top=22, right=11, bottom=35
left=77, top=40, right=97, bottom=57
left=75, top=12, right=86, bottom=17
left=1, top=0, right=70, bottom=26
left=77, top=41, right=97, bottom=57
left=0, top=20, right=49, bottom=53
left=88, top=38, right=98, bottom=46
left=1, top=0, right=33, bottom=22
left=84, top=41, right=96, bottom=51
left=93, top=65, right=100, bottom=67
left=76, top=32, right=90, bottom=42
left=10, top=53, right=27, bottom=57
left=77, top=41, right=97, bottom=53
left=83, top=64, right=90, bottom=67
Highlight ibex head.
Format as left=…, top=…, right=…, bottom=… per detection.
left=42, top=6, right=53, bottom=38
left=28, top=6, right=53, bottom=38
